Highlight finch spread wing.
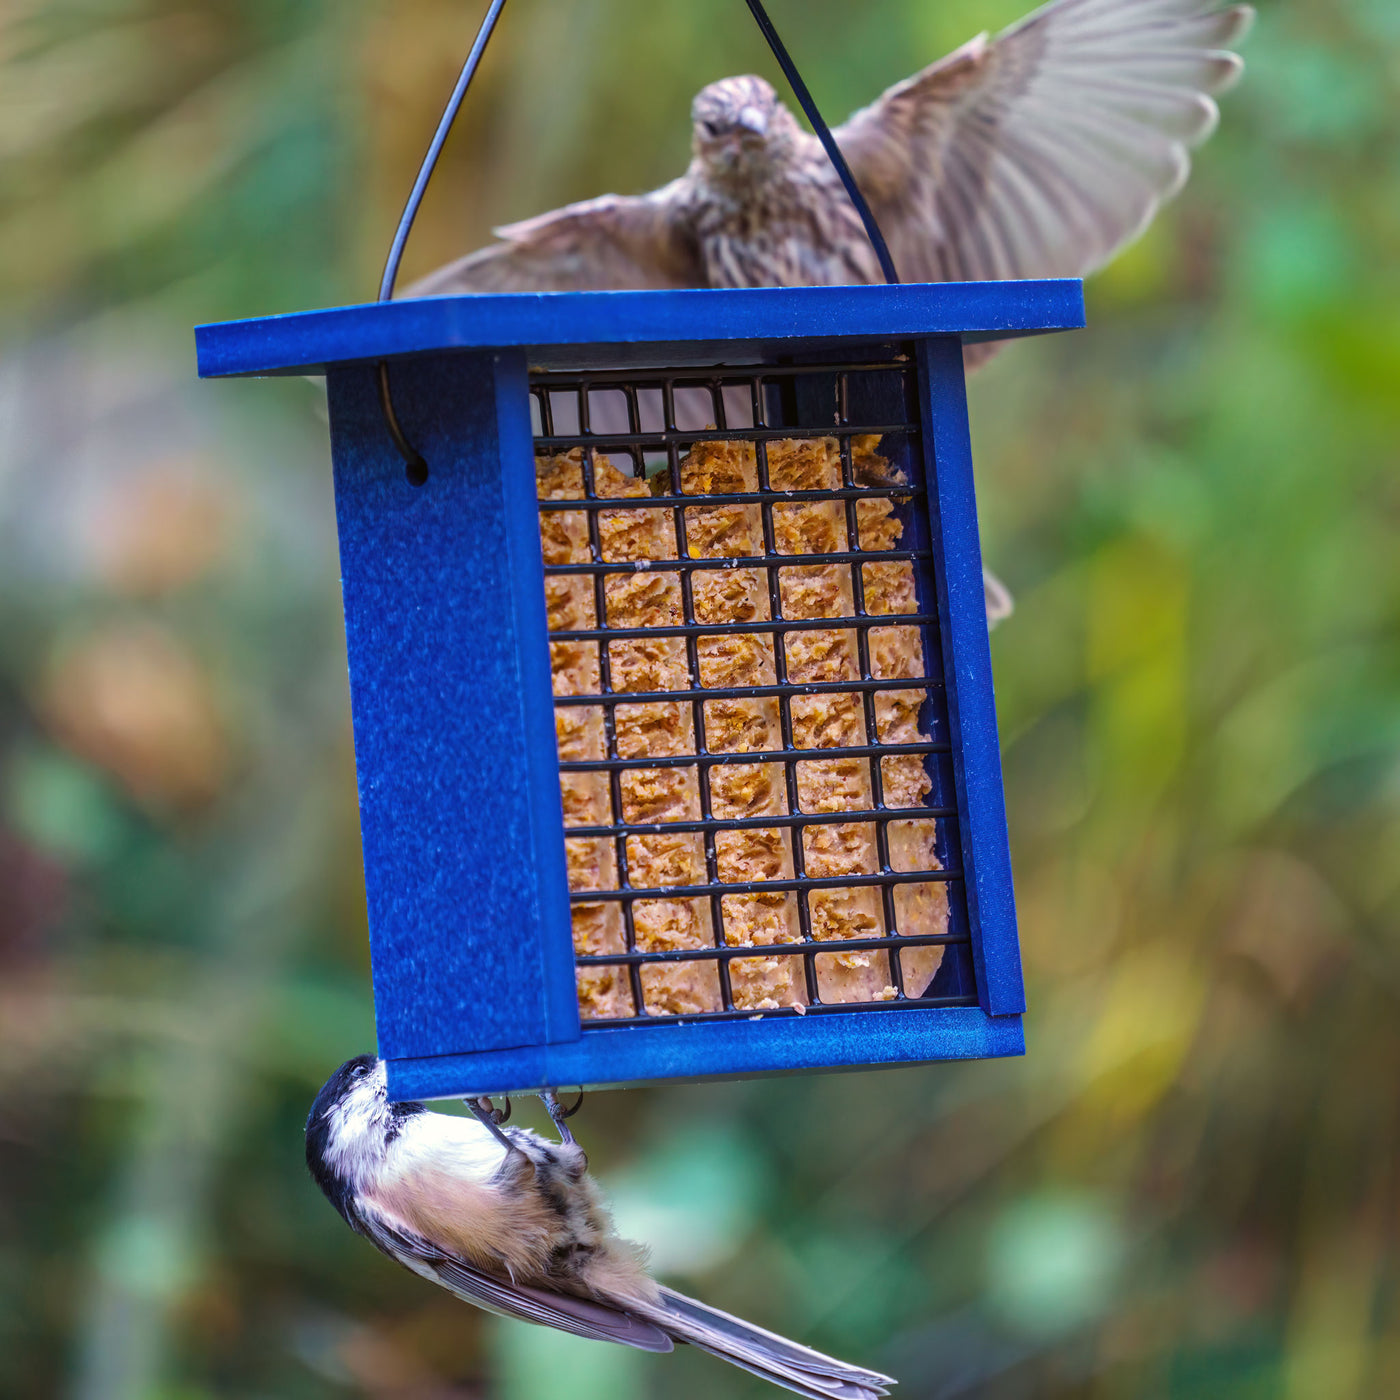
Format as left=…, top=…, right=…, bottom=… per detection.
left=407, top=184, right=702, bottom=296
left=835, top=0, right=1253, bottom=284
left=358, top=1207, right=675, bottom=1352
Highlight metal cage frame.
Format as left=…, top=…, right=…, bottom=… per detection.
left=196, top=280, right=1084, bottom=1100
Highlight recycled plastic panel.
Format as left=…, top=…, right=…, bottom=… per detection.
left=193, top=281, right=1085, bottom=1100
left=325, top=350, right=578, bottom=1062
left=917, top=337, right=1025, bottom=1017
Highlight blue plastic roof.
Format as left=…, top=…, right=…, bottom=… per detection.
left=195, top=280, right=1084, bottom=377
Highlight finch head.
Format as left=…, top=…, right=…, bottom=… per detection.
left=691, top=75, right=798, bottom=182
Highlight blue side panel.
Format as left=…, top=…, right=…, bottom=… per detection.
left=492, top=354, right=580, bottom=1049
left=916, top=337, right=1026, bottom=1017
left=386, top=1006, right=1025, bottom=1101
left=195, top=280, right=1086, bottom=378
left=327, top=351, right=576, bottom=1061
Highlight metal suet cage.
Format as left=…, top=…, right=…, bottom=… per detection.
left=196, top=281, right=1081, bottom=1101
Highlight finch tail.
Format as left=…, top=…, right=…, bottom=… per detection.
left=620, top=1286, right=895, bottom=1400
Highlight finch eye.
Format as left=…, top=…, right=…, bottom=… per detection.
left=700, top=120, right=720, bottom=138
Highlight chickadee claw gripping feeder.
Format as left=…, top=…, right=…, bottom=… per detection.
left=197, top=282, right=1080, bottom=1100
left=195, top=1, right=1082, bottom=1103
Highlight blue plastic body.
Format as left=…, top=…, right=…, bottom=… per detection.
left=196, top=281, right=1083, bottom=1100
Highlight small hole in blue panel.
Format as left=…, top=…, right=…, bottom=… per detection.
left=405, top=456, right=428, bottom=487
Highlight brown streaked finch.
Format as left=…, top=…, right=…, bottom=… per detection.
left=409, top=0, right=1253, bottom=624
left=411, top=0, right=1253, bottom=318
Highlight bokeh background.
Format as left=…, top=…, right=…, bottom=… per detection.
left=2, top=0, right=1398, bottom=1396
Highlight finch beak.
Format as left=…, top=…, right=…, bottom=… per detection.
left=736, top=106, right=768, bottom=137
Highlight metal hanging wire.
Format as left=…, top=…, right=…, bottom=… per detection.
left=742, top=0, right=900, bottom=284
left=376, top=0, right=511, bottom=485
left=374, top=0, right=898, bottom=482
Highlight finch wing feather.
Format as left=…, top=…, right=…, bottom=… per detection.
left=406, top=182, right=702, bottom=295
left=358, top=1208, right=674, bottom=1353
left=836, top=0, right=1253, bottom=284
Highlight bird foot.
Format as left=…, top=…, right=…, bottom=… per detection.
left=540, top=1088, right=584, bottom=1147
left=466, top=1096, right=520, bottom=1154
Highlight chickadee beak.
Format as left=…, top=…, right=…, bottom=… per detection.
left=736, top=106, right=768, bottom=137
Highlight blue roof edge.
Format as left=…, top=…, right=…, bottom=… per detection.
left=195, top=280, right=1085, bottom=378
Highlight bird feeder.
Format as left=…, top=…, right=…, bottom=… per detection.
left=196, top=280, right=1082, bottom=1100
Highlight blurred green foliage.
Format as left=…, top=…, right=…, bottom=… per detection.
left=1, top=1, right=1397, bottom=1397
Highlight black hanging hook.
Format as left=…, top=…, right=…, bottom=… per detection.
left=375, top=0, right=511, bottom=484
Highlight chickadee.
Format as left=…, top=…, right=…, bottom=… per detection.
left=306, top=1056, right=894, bottom=1399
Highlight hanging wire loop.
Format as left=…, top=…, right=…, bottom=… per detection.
left=378, top=0, right=511, bottom=305
left=373, top=0, right=896, bottom=479
left=742, top=0, right=900, bottom=285
left=375, top=0, right=511, bottom=482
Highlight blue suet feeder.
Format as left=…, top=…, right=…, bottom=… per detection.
left=196, top=281, right=1081, bottom=1101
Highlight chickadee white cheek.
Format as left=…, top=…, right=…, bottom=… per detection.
left=321, top=1104, right=384, bottom=1187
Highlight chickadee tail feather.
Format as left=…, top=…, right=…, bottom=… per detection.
left=622, top=1286, right=895, bottom=1400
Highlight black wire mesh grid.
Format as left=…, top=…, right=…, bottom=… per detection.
left=531, top=353, right=977, bottom=1026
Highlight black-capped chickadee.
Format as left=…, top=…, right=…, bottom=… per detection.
left=306, top=1055, right=894, bottom=1399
